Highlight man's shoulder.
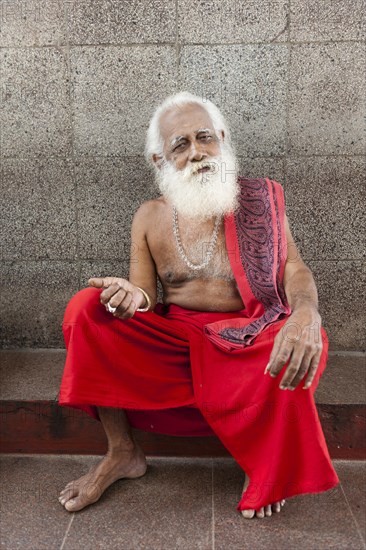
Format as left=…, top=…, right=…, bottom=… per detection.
left=132, top=197, right=166, bottom=227
left=134, top=197, right=164, bottom=214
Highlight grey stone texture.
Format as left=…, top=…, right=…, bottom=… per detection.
left=0, top=158, right=77, bottom=261
left=237, top=156, right=285, bottom=183
left=1, top=455, right=365, bottom=550
left=74, top=156, right=158, bottom=259
left=0, top=0, right=365, bottom=350
left=0, top=47, right=72, bottom=157
left=70, top=45, right=177, bottom=156
left=0, top=261, right=79, bottom=348
left=317, top=352, right=366, bottom=404
left=288, top=42, right=365, bottom=156
left=66, top=0, right=176, bottom=45
left=290, top=0, right=366, bottom=42
left=308, top=260, right=366, bottom=351
left=0, top=0, right=67, bottom=47
left=0, top=349, right=66, bottom=399
left=178, top=0, right=289, bottom=43
left=179, top=44, right=289, bottom=157
left=284, top=155, right=366, bottom=261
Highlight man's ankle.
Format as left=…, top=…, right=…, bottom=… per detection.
left=108, top=439, right=137, bottom=455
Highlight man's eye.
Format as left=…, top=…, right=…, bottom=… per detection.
left=174, top=143, right=185, bottom=151
left=200, top=135, right=212, bottom=141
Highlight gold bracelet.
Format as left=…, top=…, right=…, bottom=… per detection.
left=135, top=286, right=151, bottom=312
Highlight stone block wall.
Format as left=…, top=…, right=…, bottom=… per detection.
left=0, top=1, right=365, bottom=349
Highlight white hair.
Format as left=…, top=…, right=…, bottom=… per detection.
left=144, top=91, right=232, bottom=166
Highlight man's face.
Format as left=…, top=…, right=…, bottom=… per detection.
left=158, top=102, right=222, bottom=171
left=153, top=102, right=239, bottom=220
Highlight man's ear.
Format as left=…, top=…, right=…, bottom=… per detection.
left=152, top=154, right=164, bottom=170
left=220, top=129, right=225, bottom=141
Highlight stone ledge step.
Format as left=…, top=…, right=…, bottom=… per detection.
left=0, top=350, right=365, bottom=459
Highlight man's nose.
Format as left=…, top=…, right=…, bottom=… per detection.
left=188, top=143, right=206, bottom=162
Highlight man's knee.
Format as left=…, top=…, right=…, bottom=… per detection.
left=63, top=286, right=102, bottom=324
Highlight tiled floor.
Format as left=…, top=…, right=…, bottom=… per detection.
left=0, top=456, right=365, bottom=550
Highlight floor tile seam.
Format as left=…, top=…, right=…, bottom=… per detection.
left=59, top=512, right=75, bottom=550
left=339, top=481, right=366, bottom=549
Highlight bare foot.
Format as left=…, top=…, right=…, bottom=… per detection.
left=240, top=473, right=286, bottom=519
left=58, top=445, right=147, bottom=512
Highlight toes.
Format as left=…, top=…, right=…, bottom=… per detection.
left=59, top=487, right=77, bottom=506
left=59, top=481, right=77, bottom=496
left=65, top=481, right=104, bottom=512
left=64, top=497, right=85, bottom=512
left=63, top=492, right=97, bottom=512
left=241, top=509, right=256, bottom=519
left=241, top=499, right=286, bottom=519
left=273, top=500, right=285, bottom=512
left=256, top=507, right=265, bottom=518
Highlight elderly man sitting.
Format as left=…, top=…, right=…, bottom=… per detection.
left=58, top=91, right=339, bottom=518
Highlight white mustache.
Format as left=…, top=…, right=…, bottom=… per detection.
left=183, top=159, right=220, bottom=180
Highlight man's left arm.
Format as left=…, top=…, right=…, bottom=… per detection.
left=265, top=215, right=323, bottom=391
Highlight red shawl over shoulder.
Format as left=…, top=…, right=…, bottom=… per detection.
left=205, top=176, right=292, bottom=350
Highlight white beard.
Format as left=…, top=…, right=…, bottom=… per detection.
left=155, top=143, right=240, bottom=220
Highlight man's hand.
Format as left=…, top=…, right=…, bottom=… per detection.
left=265, top=306, right=323, bottom=391
left=88, top=277, right=147, bottom=319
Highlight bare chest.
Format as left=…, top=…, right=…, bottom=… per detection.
left=147, top=204, right=236, bottom=287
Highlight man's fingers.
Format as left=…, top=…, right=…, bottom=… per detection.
left=88, top=277, right=118, bottom=289
left=303, top=349, right=322, bottom=389
left=108, top=290, right=137, bottom=319
left=116, top=290, right=133, bottom=312
left=88, top=277, right=105, bottom=287
left=267, top=345, right=292, bottom=378
left=279, top=351, right=308, bottom=389
left=88, top=277, right=124, bottom=289
left=119, top=298, right=137, bottom=319
left=265, top=335, right=282, bottom=373
left=265, top=326, right=291, bottom=373
left=285, top=353, right=312, bottom=390
left=100, top=282, right=126, bottom=305
left=102, top=285, right=127, bottom=309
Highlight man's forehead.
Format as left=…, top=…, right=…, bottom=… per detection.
left=159, top=103, right=214, bottom=142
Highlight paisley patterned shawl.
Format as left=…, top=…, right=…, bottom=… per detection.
left=204, top=176, right=292, bottom=351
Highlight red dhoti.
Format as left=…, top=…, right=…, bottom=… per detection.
left=59, top=286, right=339, bottom=513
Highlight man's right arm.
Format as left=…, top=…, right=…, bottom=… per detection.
left=128, top=201, right=158, bottom=310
